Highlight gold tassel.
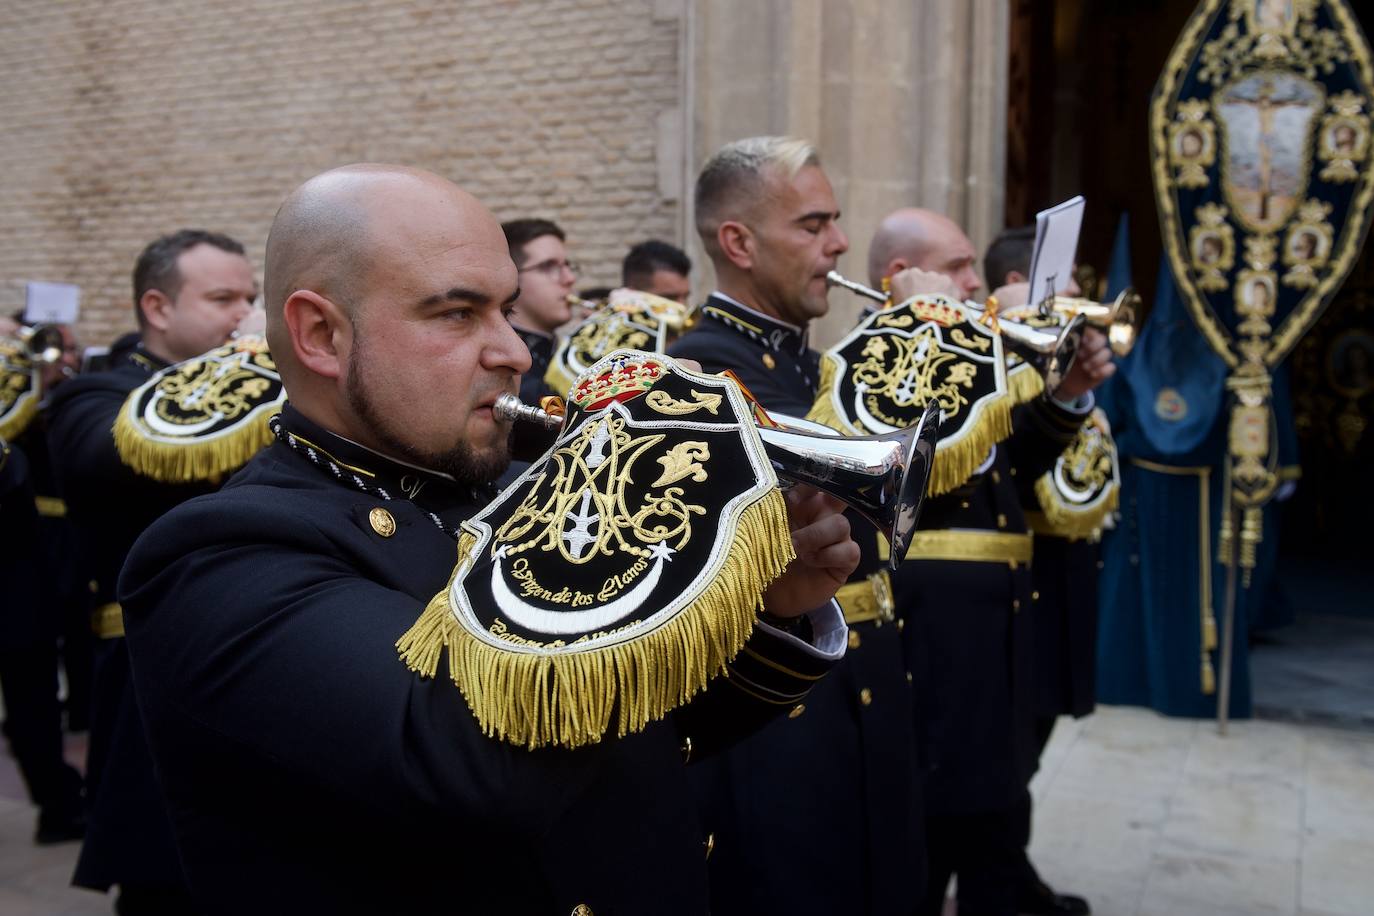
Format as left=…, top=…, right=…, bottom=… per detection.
left=1032, top=474, right=1119, bottom=540
left=397, top=491, right=795, bottom=750
left=1201, top=654, right=1216, bottom=695
left=1006, top=363, right=1044, bottom=406
left=112, top=397, right=280, bottom=484
left=808, top=355, right=1014, bottom=498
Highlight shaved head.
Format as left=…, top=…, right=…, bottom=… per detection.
left=866, top=207, right=982, bottom=298
left=263, top=164, right=526, bottom=483
left=264, top=165, right=500, bottom=390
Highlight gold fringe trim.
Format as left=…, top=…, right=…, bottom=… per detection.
left=1032, top=474, right=1120, bottom=541
left=807, top=356, right=1013, bottom=498
left=112, top=397, right=281, bottom=484
left=543, top=345, right=577, bottom=402
left=0, top=390, right=39, bottom=441
left=1006, top=364, right=1045, bottom=406
left=804, top=356, right=851, bottom=432
left=397, top=489, right=796, bottom=750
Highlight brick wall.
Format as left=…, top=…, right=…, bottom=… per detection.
left=0, top=0, right=685, bottom=348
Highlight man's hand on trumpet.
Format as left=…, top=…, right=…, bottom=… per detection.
left=1053, top=326, right=1116, bottom=402
left=762, top=486, right=861, bottom=618
left=888, top=266, right=964, bottom=303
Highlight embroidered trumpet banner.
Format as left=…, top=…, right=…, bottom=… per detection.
left=398, top=350, right=795, bottom=750
left=808, top=294, right=1011, bottom=496
left=113, top=336, right=285, bottom=483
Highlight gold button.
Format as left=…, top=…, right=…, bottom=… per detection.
left=369, top=507, right=396, bottom=537
left=704, top=832, right=715, bottom=859
left=88, top=579, right=99, bottom=594
left=859, top=688, right=873, bottom=706
left=1009, top=467, right=1017, bottom=476
left=991, top=470, right=1001, bottom=484
left=789, top=704, right=806, bottom=719
left=960, top=500, right=970, bottom=510
left=906, top=671, right=913, bottom=684
left=680, top=736, right=693, bottom=763
left=997, top=513, right=1008, bottom=529
left=571, top=906, right=594, bottom=916
left=848, top=630, right=862, bottom=650
left=896, top=618, right=905, bottom=632
left=762, top=352, right=776, bottom=369
left=1012, top=598, right=1022, bottom=612
left=1032, top=590, right=1041, bottom=601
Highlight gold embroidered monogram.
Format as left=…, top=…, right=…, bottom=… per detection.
left=113, top=336, right=285, bottom=483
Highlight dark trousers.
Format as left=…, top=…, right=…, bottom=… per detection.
left=921, top=809, right=1022, bottom=916
left=0, top=646, right=83, bottom=814
left=1014, top=716, right=1062, bottom=891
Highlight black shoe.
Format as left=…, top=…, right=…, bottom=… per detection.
left=1019, top=879, right=1090, bottom=916
left=34, top=805, right=86, bottom=844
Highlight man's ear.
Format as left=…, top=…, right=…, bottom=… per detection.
left=717, top=220, right=755, bottom=271
left=1007, top=269, right=1027, bottom=284
left=139, top=289, right=174, bottom=332
left=283, top=289, right=350, bottom=380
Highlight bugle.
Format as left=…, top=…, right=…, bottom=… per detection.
left=1042, top=288, right=1142, bottom=357
left=494, top=393, right=940, bottom=570
left=825, top=270, right=888, bottom=304
left=10, top=323, right=65, bottom=365
left=962, top=301, right=1085, bottom=394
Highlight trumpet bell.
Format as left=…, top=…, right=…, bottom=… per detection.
left=15, top=324, right=64, bottom=365
left=760, top=402, right=940, bottom=570
left=493, top=393, right=942, bottom=570
left=1050, top=288, right=1142, bottom=358
left=965, top=302, right=1086, bottom=393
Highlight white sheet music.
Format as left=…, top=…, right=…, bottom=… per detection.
left=1027, top=196, right=1085, bottom=306
left=24, top=281, right=82, bottom=324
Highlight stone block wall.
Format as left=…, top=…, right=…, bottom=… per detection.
left=0, top=0, right=686, bottom=347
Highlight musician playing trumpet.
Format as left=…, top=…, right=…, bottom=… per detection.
left=501, top=217, right=579, bottom=406
left=864, top=208, right=1111, bottom=916
left=116, top=164, right=859, bottom=913
left=669, top=136, right=922, bottom=916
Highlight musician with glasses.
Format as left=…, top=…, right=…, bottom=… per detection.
left=669, top=136, right=922, bottom=916
left=115, top=164, right=859, bottom=913
left=502, top=217, right=580, bottom=406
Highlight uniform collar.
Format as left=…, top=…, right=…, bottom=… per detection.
left=513, top=324, right=554, bottom=346
left=700, top=292, right=810, bottom=355
left=126, top=345, right=170, bottom=374
left=275, top=402, right=487, bottom=510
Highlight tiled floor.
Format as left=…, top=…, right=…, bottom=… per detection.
left=1028, top=706, right=1374, bottom=916
left=2, top=706, right=1371, bottom=914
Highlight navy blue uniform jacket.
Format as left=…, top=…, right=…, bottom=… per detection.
left=670, top=294, right=920, bottom=916
left=118, top=403, right=839, bottom=915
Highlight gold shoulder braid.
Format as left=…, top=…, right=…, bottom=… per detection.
left=397, top=350, right=794, bottom=749
left=0, top=337, right=40, bottom=441
left=544, top=288, right=690, bottom=397
left=807, top=294, right=1012, bottom=497
left=1029, top=407, right=1121, bottom=541
left=113, top=336, right=285, bottom=483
